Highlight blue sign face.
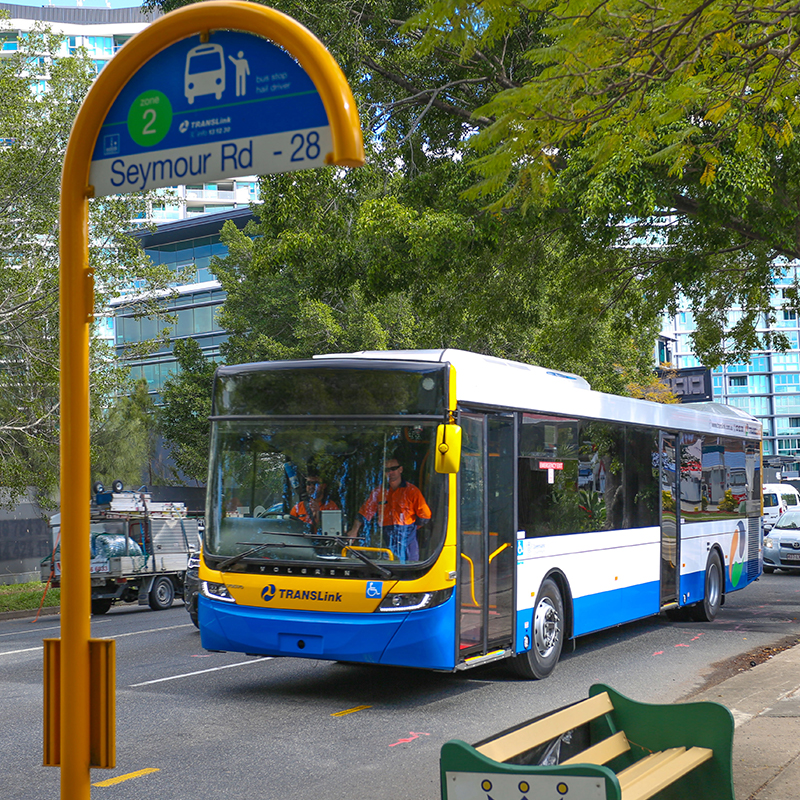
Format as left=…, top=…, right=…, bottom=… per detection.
left=90, top=29, right=331, bottom=196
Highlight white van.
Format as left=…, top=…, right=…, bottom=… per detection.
left=763, top=483, right=800, bottom=531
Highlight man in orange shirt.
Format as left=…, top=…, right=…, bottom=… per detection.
left=290, top=472, right=338, bottom=534
left=347, top=458, right=431, bottom=562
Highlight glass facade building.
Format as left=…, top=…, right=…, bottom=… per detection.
left=662, top=264, right=800, bottom=472
left=113, top=208, right=254, bottom=401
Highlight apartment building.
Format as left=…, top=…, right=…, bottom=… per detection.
left=661, top=264, right=800, bottom=474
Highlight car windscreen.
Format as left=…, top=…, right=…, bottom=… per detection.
left=775, top=511, right=800, bottom=529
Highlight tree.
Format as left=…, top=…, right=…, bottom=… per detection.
left=0, top=21, right=174, bottom=505
left=157, top=338, right=217, bottom=483
left=92, top=379, right=160, bottom=489
left=213, top=151, right=661, bottom=395
left=406, top=0, right=800, bottom=364
left=144, top=0, right=800, bottom=365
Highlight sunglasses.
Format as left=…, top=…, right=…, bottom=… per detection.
left=385, top=465, right=401, bottom=472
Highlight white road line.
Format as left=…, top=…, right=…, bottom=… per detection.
left=130, top=657, right=273, bottom=686
left=0, top=623, right=62, bottom=638
left=112, top=623, right=193, bottom=638
left=0, top=623, right=192, bottom=656
left=0, top=646, right=43, bottom=656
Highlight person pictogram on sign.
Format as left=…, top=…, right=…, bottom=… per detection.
left=228, top=51, right=250, bottom=97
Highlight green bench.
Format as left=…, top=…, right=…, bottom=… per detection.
left=440, top=683, right=735, bottom=800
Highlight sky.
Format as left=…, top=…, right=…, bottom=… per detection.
left=2, top=0, right=147, bottom=8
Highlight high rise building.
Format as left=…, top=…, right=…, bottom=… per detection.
left=661, top=265, right=800, bottom=475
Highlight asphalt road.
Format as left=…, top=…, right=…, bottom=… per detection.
left=2, top=572, right=800, bottom=800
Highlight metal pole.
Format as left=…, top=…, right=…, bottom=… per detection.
left=58, top=159, right=93, bottom=800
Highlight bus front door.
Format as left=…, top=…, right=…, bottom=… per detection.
left=457, top=413, right=516, bottom=660
left=660, top=433, right=680, bottom=606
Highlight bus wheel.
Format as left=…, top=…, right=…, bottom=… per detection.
left=91, top=598, right=113, bottom=615
left=511, top=578, right=564, bottom=680
left=149, top=576, right=175, bottom=610
left=690, top=551, right=723, bottom=622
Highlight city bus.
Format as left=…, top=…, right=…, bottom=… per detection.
left=197, top=349, right=762, bottom=679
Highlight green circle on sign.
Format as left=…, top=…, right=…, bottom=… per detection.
left=127, top=90, right=173, bottom=147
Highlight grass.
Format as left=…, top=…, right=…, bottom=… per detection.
left=0, top=580, right=60, bottom=613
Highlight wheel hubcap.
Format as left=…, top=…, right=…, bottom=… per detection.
left=534, top=597, right=560, bottom=658
left=707, top=564, right=721, bottom=608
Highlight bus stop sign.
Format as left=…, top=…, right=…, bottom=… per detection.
left=91, top=29, right=333, bottom=196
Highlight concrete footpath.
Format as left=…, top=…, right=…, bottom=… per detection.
left=689, top=644, right=800, bottom=799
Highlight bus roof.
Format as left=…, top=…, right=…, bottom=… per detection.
left=313, top=349, right=762, bottom=440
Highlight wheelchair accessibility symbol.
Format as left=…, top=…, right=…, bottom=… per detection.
left=366, top=581, right=382, bottom=598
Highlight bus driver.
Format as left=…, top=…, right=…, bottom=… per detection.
left=347, top=457, right=431, bottom=562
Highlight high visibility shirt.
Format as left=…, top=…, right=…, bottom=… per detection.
left=358, top=480, right=431, bottom=528
left=290, top=499, right=339, bottom=526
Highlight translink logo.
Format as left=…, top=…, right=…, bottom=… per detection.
left=261, top=584, right=342, bottom=604
left=261, top=584, right=276, bottom=602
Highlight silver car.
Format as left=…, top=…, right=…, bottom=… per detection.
left=763, top=510, right=800, bottom=573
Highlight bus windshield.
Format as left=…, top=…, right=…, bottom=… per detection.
left=206, top=419, right=447, bottom=570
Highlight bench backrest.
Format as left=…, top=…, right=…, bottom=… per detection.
left=476, top=691, right=614, bottom=763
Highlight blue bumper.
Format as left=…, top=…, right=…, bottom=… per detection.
left=198, top=592, right=457, bottom=670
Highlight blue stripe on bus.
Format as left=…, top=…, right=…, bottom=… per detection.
left=198, top=592, right=457, bottom=670
left=571, top=580, right=660, bottom=636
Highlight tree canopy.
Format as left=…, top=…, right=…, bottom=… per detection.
left=138, top=0, right=800, bottom=366
left=0, top=21, right=172, bottom=504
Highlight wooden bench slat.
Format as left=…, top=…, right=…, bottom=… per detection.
left=618, top=748, right=686, bottom=788
left=620, top=746, right=713, bottom=800
left=476, top=692, right=615, bottom=763
left=562, top=730, right=630, bottom=766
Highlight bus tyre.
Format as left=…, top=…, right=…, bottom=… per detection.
left=690, top=551, right=723, bottom=622
left=149, top=576, right=175, bottom=610
left=91, top=598, right=113, bottom=615
left=511, top=578, right=564, bottom=680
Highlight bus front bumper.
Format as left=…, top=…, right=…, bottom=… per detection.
left=197, top=593, right=457, bottom=670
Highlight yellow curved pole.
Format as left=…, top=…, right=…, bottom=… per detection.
left=459, top=553, right=479, bottom=607
left=488, top=542, right=510, bottom=563
left=59, top=6, right=363, bottom=798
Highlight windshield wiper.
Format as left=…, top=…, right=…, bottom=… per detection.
left=217, top=542, right=274, bottom=571
left=214, top=537, right=394, bottom=578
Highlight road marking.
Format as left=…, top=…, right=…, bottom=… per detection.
left=112, top=623, right=193, bottom=638
left=0, top=623, right=61, bottom=638
left=93, top=768, right=160, bottom=787
left=0, top=646, right=43, bottom=656
left=389, top=731, right=430, bottom=747
left=130, top=657, right=272, bottom=686
left=0, top=623, right=193, bottom=657
left=331, top=705, right=372, bottom=717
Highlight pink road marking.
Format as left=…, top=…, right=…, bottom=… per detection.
left=389, top=732, right=431, bottom=747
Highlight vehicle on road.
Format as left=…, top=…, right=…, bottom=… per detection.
left=763, top=509, right=800, bottom=573
left=762, top=483, right=800, bottom=531
left=196, top=349, right=763, bottom=680
left=41, top=486, right=202, bottom=615
left=184, top=549, right=201, bottom=627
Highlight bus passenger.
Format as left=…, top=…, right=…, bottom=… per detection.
left=347, top=458, right=431, bottom=562
left=290, top=472, right=338, bottom=534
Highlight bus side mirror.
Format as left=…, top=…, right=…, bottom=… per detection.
left=435, top=424, right=462, bottom=474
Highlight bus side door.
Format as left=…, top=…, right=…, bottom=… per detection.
left=457, top=412, right=516, bottom=658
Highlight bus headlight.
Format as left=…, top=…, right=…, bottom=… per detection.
left=201, top=581, right=237, bottom=603
left=377, top=587, right=452, bottom=612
